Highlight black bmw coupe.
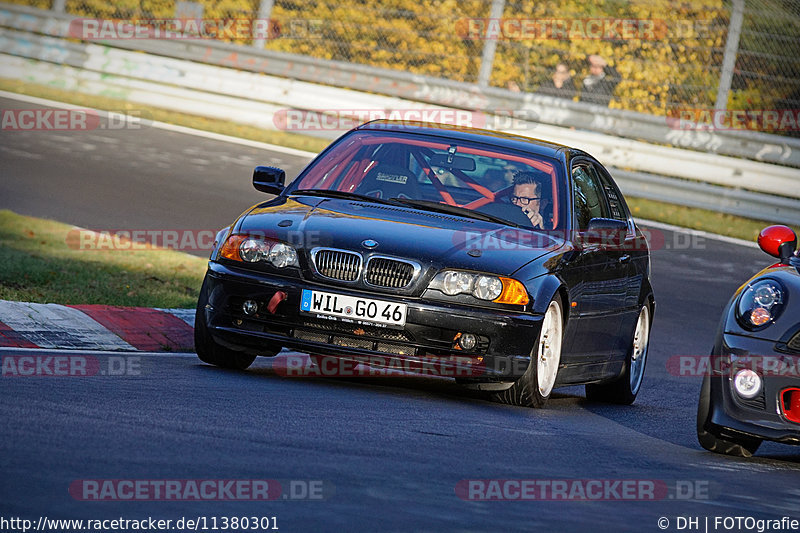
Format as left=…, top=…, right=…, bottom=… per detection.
left=697, top=225, right=800, bottom=456
left=195, top=121, right=654, bottom=408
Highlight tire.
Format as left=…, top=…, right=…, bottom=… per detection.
left=492, top=297, right=564, bottom=408
left=586, top=302, right=651, bottom=405
left=194, top=278, right=257, bottom=371
left=696, top=373, right=761, bottom=457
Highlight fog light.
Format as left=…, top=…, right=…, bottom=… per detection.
left=459, top=333, right=478, bottom=351
left=242, top=299, right=258, bottom=315
left=733, top=369, right=762, bottom=399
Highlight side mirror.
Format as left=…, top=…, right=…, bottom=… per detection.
left=758, top=225, right=797, bottom=265
left=253, top=166, right=285, bottom=195
left=584, top=218, right=628, bottom=246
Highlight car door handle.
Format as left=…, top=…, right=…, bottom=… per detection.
left=619, top=254, right=631, bottom=264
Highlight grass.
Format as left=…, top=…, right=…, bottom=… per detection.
left=627, top=197, right=769, bottom=243
left=0, top=210, right=207, bottom=308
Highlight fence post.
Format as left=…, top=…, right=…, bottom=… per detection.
left=714, top=0, right=745, bottom=111
left=52, top=0, right=66, bottom=13
left=476, top=0, right=506, bottom=89
left=253, top=0, right=275, bottom=50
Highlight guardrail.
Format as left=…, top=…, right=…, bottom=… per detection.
left=0, top=3, right=799, bottom=225
left=2, top=3, right=799, bottom=170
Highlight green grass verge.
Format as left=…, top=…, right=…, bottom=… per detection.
left=0, top=210, right=207, bottom=307
left=0, top=78, right=776, bottom=246
left=627, top=197, right=769, bottom=243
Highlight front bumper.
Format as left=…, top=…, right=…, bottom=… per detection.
left=200, top=262, right=543, bottom=381
left=707, top=333, right=800, bottom=444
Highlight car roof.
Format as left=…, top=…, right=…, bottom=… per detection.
left=357, top=120, right=587, bottom=161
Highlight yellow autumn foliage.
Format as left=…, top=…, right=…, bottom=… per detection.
left=8, top=0, right=800, bottom=119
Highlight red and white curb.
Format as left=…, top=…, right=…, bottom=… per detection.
left=0, top=300, right=194, bottom=352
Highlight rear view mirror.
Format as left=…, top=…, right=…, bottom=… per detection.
left=429, top=154, right=476, bottom=172
left=584, top=218, right=628, bottom=246
left=253, top=166, right=285, bottom=195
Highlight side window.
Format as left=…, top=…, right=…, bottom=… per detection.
left=593, top=164, right=628, bottom=222
left=572, top=164, right=610, bottom=231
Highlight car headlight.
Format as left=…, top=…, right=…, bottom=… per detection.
left=736, top=279, right=784, bottom=329
left=474, top=275, right=503, bottom=300
left=268, top=242, right=299, bottom=268
left=442, top=271, right=474, bottom=295
left=219, top=234, right=299, bottom=268
left=429, top=270, right=529, bottom=305
left=240, top=237, right=270, bottom=262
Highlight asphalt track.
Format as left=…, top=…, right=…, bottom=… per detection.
left=1, top=95, right=799, bottom=532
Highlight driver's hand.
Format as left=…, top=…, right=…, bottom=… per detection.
left=522, top=207, right=544, bottom=229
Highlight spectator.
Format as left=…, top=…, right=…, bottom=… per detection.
left=579, top=55, right=621, bottom=106
left=538, top=63, right=576, bottom=100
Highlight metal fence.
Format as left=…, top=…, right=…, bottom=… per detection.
left=7, top=0, right=800, bottom=135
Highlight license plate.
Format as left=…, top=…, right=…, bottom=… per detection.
left=300, top=289, right=407, bottom=328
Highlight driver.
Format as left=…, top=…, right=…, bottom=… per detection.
left=511, top=171, right=549, bottom=229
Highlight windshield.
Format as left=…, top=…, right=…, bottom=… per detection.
left=287, top=130, right=567, bottom=230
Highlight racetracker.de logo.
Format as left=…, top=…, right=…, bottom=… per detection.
left=65, top=229, right=328, bottom=252
left=66, top=229, right=218, bottom=252
left=273, top=109, right=488, bottom=131
left=455, top=18, right=665, bottom=40
left=68, top=18, right=328, bottom=40
left=69, top=18, right=274, bottom=40
left=1, top=355, right=142, bottom=377
left=69, top=480, right=279, bottom=501
left=273, top=354, right=485, bottom=378
left=667, top=108, right=800, bottom=131
left=666, top=355, right=800, bottom=378
left=1, top=109, right=100, bottom=131
left=1, top=109, right=146, bottom=132
left=68, top=479, right=331, bottom=501
left=454, top=479, right=711, bottom=501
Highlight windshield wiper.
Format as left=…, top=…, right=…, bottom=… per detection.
left=390, top=198, right=521, bottom=227
left=290, top=189, right=403, bottom=206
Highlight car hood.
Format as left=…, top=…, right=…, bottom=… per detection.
left=238, top=197, right=565, bottom=276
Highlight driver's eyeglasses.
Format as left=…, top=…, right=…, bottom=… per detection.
left=511, top=195, right=541, bottom=205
